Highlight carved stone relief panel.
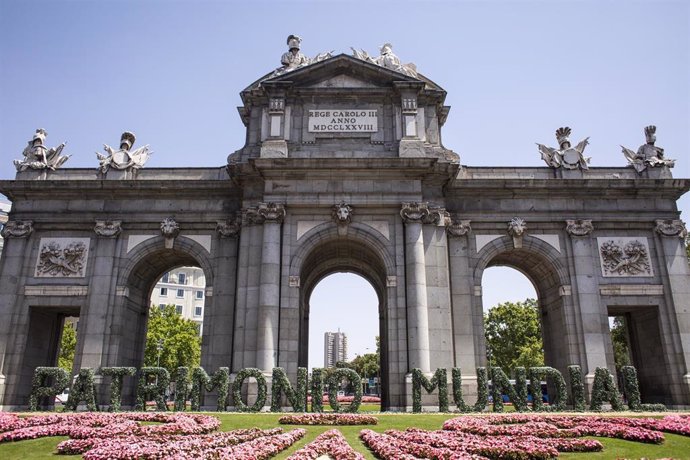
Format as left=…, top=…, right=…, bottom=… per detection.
left=597, top=237, right=653, bottom=277
left=35, top=237, right=90, bottom=278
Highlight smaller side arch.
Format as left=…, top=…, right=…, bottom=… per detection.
left=472, top=234, right=577, bottom=376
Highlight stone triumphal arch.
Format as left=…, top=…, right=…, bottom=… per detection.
left=1, top=41, right=689, bottom=410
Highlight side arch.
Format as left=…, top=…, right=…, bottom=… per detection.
left=103, top=235, right=216, bottom=404
left=472, top=234, right=578, bottom=375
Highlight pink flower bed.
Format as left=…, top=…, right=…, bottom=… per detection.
left=0, top=412, right=305, bottom=459
left=287, top=429, right=365, bottom=459
left=361, top=414, right=690, bottom=459
left=307, top=395, right=381, bottom=403
left=444, top=414, right=678, bottom=444
left=279, top=413, right=378, bottom=425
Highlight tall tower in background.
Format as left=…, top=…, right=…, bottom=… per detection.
left=323, top=330, right=347, bottom=367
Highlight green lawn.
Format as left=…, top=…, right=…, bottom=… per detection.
left=1, top=412, right=689, bottom=459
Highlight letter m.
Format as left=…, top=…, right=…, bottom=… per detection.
left=412, top=368, right=448, bottom=412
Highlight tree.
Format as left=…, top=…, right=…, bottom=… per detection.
left=58, top=321, right=77, bottom=372
left=610, top=316, right=631, bottom=370
left=349, top=353, right=379, bottom=378
left=144, top=304, right=201, bottom=375
left=484, top=298, right=544, bottom=375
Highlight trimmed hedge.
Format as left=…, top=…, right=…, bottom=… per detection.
left=271, top=367, right=307, bottom=412
left=99, top=367, right=136, bottom=412
left=412, top=368, right=448, bottom=413
left=174, top=367, right=189, bottom=411
left=64, top=368, right=97, bottom=412
left=29, top=367, right=69, bottom=411
left=489, top=367, right=522, bottom=412
left=589, top=367, right=624, bottom=411
left=568, top=365, right=586, bottom=412
left=190, top=367, right=230, bottom=412
left=326, top=368, right=362, bottom=413
left=528, top=366, right=567, bottom=412
left=451, top=367, right=488, bottom=412
left=620, top=365, right=666, bottom=412
left=311, top=368, right=324, bottom=413
left=232, top=368, right=266, bottom=412
left=135, top=367, right=170, bottom=411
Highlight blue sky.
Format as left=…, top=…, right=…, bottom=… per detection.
left=1, top=0, right=688, bottom=369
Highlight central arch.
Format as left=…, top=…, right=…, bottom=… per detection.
left=289, top=224, right=397, bottom=409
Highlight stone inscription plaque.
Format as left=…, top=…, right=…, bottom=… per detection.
left=308, top=109, right=378, bottom=133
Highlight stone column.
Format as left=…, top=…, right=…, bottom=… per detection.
left=0, top=221, right=33, bottom=407
left=75, top=221, right=122, bottom=372
left=401, top=203, right=431, bottom=372
left=256, top=203, right=285, bottom=371
left=446, top=219, right=480, bottom=370
left=654, top=219, right=690, bottom=404
left=565, top=219, right=611, bottom=395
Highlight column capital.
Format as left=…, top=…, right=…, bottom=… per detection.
left=400, top=202, right=447, bottom=225
left=216, top=215, right=241, bottom=238
left=94, top=220, right=122, bottom=238
left=565, top=219, right=594, bottom=237
left=447, top=219, right=471, bottom=237
left=654, top=219, right=687, bottom=238
left=400, top=202, right=428, bottom=224
left=242, top=203, right=286, bottom=225
left=258, top=202, right=285, bottom=223
left=1, top=220, right=33, bottom=238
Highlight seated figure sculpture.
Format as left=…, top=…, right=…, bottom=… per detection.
left=14, top=128, right=70, bottom=172
left=621, top=125, right=675, bottom=173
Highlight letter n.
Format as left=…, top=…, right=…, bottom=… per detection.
left=271, top=367, right=307, bottom=412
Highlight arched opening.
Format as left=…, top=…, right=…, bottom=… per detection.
left=113, top=238, right=213, bottom=404
left=308, top=273, right=380, bottom=405
left=147, top=266, right=204, bottom=364
left=296, top=233, right=392, bottom=409
left=476, top=239, right=571, bottom=381
left=482, top=266, right=543, bottom=371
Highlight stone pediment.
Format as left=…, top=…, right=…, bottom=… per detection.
left=232, top=52, right=456, bottom=164
left=242, top=54, right=444, bottom=95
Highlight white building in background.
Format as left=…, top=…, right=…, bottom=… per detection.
left=150, top=266, right=206, bottom=334
left=0, top=200, right=10, bottom=256
left=324, top=331, right=348, bottom=368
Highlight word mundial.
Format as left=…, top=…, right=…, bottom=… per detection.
left=29, top=364, right=660, bottom=413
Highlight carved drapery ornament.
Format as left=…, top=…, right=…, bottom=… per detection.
left=1, top=220, right=33, bottom=238
left=332, top=201, right=353, bottom=225
left=508, top=217, right=527, bottom=248
left=447, top=219, right=472, bottom=237
left=94, top=220, right=122, bottom=237
left=216, top=217, right=241, bottom=238
left=565, top=219, right=594, bottom=237
left=654, top=219, right=687, bottom=239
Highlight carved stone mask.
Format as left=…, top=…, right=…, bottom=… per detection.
left=336, top=206, right=349, bottom=221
